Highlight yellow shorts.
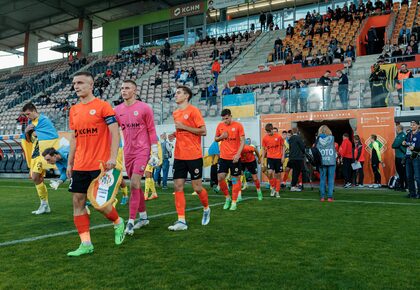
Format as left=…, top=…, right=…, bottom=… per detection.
left=30, top=156, right=46, bottom=175
left=116, top=148, right=124, bottom=171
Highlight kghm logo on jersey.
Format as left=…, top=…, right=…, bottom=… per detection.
left=121, top=123, right=140, bottom=130
left=89, top=109, right=96, bottom=115
left=184, top=114, right=189, bottom=119
left=232, top=128, right=236, bottom=131
left=75, top=127, right=98, bottom=137
left=134, top=111, right=139, bottom=116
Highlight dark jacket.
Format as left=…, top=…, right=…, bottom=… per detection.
left=289, top=134, right=305, bottom=160
left=392, top=131, right=407, bottom=159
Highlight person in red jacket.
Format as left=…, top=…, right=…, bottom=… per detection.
left=211, top=59, right=221, bottom=85
left=339, top=133, right=353, bottom=188
left=353, top=135, right=365, bottom=187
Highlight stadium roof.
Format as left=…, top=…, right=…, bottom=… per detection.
left=0, top=0, right=188, bottom=53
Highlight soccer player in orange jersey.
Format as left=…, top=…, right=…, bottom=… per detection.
left=215, top=109, right=245, bottom=211
left=167, top=86, right=209, bottom=231
left=66, top=72, right=125, bottom=257
left=240, top=137, right=263, bottom=200
left=262, top=123, right=285, bottom=198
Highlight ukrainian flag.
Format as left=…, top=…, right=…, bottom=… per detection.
left=403, top=78, right=420, bottom=107
left=222, top=93, right=255, bottom=118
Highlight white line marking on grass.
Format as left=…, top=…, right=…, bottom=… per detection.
left=0, top=198, right=254, bottom=248
left=281, top=197, right=420, bottom=206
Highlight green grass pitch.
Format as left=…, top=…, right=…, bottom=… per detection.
left=0, top=178, right=419, bottom=289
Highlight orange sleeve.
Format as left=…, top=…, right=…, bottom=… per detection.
left=262, top=136, right=267, bottom=148
left=69, top=107, right=75, bottom=130
left=193, top=107, right=205, bottom=128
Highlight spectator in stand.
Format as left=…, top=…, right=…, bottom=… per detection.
left=266, top=12, right=274, bottom=30
left=222, top=84, right=231, bottom=95
left=319, top=70, right=333, bottom=110
left=278, top=80, right=289, bottom=113
left=150, top=52, right=159, bottom=65
left=374, top=0, right=384, bottom=12
left=369, top=134, right=385, bottom=188
left=105, top=68, right=112, bottom=78
left=173, top=68, right=181, bottom=81
left=353, top=135, right=365, bottom=187
left=211, top=59, right=221, bottom=85
left=200, top=84, right=209, bottom=102
left=189, top=67, right=198, bottom=86
left=286, top=24, right=294, bottom=36
left=259, top=12, right=267, bottom=31
left=211, top=47, right=219, bottom=60
left=153, top=73, right=162, bottom=88
left=163, top=38, right=171, bottom=58
left=165, top=88, right=174, bottom=100
left=366, top=0, right=374, bottom=14
left=384, top=0, right=392, bottom=12
left=299, top=80, right=308, bottom=112
left=337, top=70, right=349, bottom=109
left=401, top=0, right=409, bottom=5
left=392, top=124, right=407, bottom=191
left=232, top=84, right=241, bottom=94
left=403, top=120, right=420, bottom=198
left=316, top=125, right=337, bottom=201
left=289, top=76, right=300, bottom=113
left=369, top=63, right=387, bottom=108
left=168, top=58, right=175, bottom=71
left=159, top=58, right=169, bottom=72
left=339, top=133, right=353, bottom=188
left=395, top=63, right=413, bottom=104
left=207, top=81, right=218, bottom=106
left=399, top=24, right=411, bottom=45
left=288, top=127, right=306, bottom=192
left=179, top=69, right=189, bottom=85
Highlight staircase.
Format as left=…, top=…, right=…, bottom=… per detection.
left=348, top=53, right=381, bottom=80
left=219, top=29, right=286, bottom=85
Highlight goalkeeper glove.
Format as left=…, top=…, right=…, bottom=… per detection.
left=49, top=179, right=63, bottom=190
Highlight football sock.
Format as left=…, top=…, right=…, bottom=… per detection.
left=121, top=185, right=128, bottom=197
left=138, top=188, right=146, bottom=212
left=128, top=218, right=135, bottom=225
left=276, top=179, right=281, bottom=192
left=197, top=188, right=209, bottom=210
left=35, top=182, right=48, bottom=202
left=129, top=188, right=140, bottom=220
left=270, top=178, right=276, bottom=189
left=219, top=180, right=230, bottom=198
left=231, top=177, right=242, bottom=202
left=282, top=170, right=289, bottom=183
left=255, top=179, right=261, bottom=190
left=144, top=178, right=150, bottom=194
left=74, top=214, right=91, bottom=245
left=105, top=207, right=121, bottom=225
left=174, top=191, right=186, bottom=221
left=139, top=211, right=148, bottom=220
left=147, top=177, right=156, bottom=194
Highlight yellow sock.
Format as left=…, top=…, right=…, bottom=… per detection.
left=144, top=178, right=150, bottom=194
left=121, top=185, right=128, bottom=197
left=147, top=177, right=156, bottom=194
left=35, top=182, right=48, bottom=202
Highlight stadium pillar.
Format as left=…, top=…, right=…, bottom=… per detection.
left=77, top=17, right=92, bottom=57
left=24, top=32, right=38, bottom=66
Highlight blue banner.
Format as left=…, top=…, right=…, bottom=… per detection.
left=222, top=93, right=255, bottom=118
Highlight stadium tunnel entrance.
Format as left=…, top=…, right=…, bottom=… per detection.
left=295, top=119, right=356, bottom=183
left=295, top=119, right=355, bottom=147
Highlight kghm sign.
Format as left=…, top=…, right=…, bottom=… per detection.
left=170, top=1, right=204, bottom=18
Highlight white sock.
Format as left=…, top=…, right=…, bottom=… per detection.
left=41, top=200, right=48, bottom=206
left=139, top=212, right=148, bottom=220
left=128, top=218, right=134, bottom=225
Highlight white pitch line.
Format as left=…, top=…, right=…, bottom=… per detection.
left=0, top=198, right=255, bottom=248
left=281, top=197, right=420, bottom=206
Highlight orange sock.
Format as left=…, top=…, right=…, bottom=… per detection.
left=105, top=207, right=120, bottom=225
left=197, top=188, right=209, bottom=209
left=232, top=177, right=242, bottom=202
left=270, top=178, right=276, bottom=188
left=254, top=179, right=260, bottom=190
left=174, top=191, right=186, bottom=220
left=276, top=179, right=281, bottom=192
left=74, top=214, right=91, bottom=243
left=219, top=180, right=230, bottom=198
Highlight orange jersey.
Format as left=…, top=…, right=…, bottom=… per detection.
left=216, top=121, right=245, bottom=160
left=69, top=98, right=115, bottom=171
left=173, top=104, right=205, bottom=160
left=241, top=145, right=256, bottom=163
left=262, top=133, right=284, bottom=159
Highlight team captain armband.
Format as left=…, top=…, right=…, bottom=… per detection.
left=104, top=115, right=117, bottom=125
